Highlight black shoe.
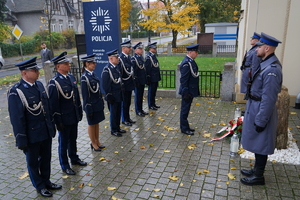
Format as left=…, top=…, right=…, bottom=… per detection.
left=128, top=119, right=136, bottom=123
left=154, top=105, right=160, bottom=108
left=38, top=188, right=53, bottom=197
left=240, top=175, right=265, bottom=185
left=142, top=110, right=149, bottom=115
left=149, top=106, right=158, bottom=110
left=46, top=183, right=62, bottom=190
left=63, top=168, right=76, bottom=175
left=111, top=131, right=122, bottom=137
left=137, top=112, right=145, bottom=117
left=241, top=169, right=255, bottom=177
left=71, top=160, right=87, bottom=166
left=122, top=121, right=132, bottom=126
left=90, top=144, right=102, bottom=152
left=118, top=129, right=126, bottom=133
left=190, top=128, right=195, bottom=132
left=181, top=130, right=194, bottom=135
left=98, top=145, right=106, bottom=149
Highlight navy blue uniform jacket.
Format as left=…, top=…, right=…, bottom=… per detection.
left=179, top=56, right=200, bottom=97
left=8, top=79, right=55, bottom=148
left=101, top=63, right=123, bottom=102
left=119, top=53, right=135, bottom=91
left=131, top=53, right=147, bottom=85
left=81, top=70, right=105, bottom=115
left=48, top=72, right=83, bottom=125
left=145, top=52, right=161, bottom=82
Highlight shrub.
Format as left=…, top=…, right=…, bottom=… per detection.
left=62, top=29, right=76, bottom=49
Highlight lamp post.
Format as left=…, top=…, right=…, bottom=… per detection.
left=148, top=0, right=151, bottom=44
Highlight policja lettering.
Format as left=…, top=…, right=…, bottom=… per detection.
left=91, top=35, right=112, bottom=42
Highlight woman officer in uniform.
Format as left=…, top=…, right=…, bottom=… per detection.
left=80, top=54, right=105, bottom=151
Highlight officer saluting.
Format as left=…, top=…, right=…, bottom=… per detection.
left=241, top=32, right=282, bottom=186
left=145, top=42, right=161, bottom=110
left=8, top=57, right=62, bottom=197
left=48, top=52, right=87, bottom=176
left=132, top=42, right=148, bottom=117
left=102, top=49, right=126, bottom=137
left=119, top=40, right=136, bottom=126
left=179, top=44, right=200, bottom=135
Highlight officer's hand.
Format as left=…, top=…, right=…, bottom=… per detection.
left=240, top=65, right=244, bottom=70
left=183, top=94, right=192, bottom=102
left=254, top=123, right=265, bottom=132
left=18, top=145, right=28, bottom=153
left=88, top=113, right=93, bottom=120
left=56, top=123, right=65, bottom=132
left=106, top=94, right=115, bottom=105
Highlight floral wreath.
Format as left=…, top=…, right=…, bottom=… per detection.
left=211, top=116, right=243, bottom=142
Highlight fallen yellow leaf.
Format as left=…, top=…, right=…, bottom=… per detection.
left=180, top=182, right=184, bottom=186
left=107, top=186, right=117, bottom=191
left=149, top=161, right=154, bottom=164
left=156, top=123, right=161, bottom=125
left=195, top=102, right=200, bottom=105
left=62, top=175, right=69, bottom=179
left=79, top=183, right=84, bottom=188
left=188, top=144, right=197, bottom=150
left=149, top=144, right=154, bottom=147
left=196, top=171, right=203, bottom=175
left=111, top=195, right=123, bottom=200
left=154, top=194, right=160, bottom=198
left=192, top=180, right=197, bottom=182
left=88, top=184, right=92, bottom=187
left=168, top=175, right=179, bottom=181
left=153, top=188, right=161, bottom=192
left=161, top=133, right=167, bottom=137
left=140, top=146, right=146, bottom=149
left=164, top=150, right=171, bottom=153
left=19, top=172, right=29, bottom=179
left=70, top=187, right=75, bottom=191
left=237, top=148, right=245, bottom=154
left=230, top=168, right=237, bottom=170
left=290, top=112, right=297, bottom=115
left=219, top=122, right=226, bottom=126
left=99, top=157, right=106, bottom=161
left=104, top=126, right=108, bottom=129
left=272, top=160, right=277, bottom=163
left=114, top=151, right=119, bottom=154
left=203, top=170, right=210, bottom=173
left=228, top=173, right=236, bottom=180
left=152, top=131, right=157, bottom=133
left=207, top=143, right=214, bottom=145
left=226, top=182, right=230, bottom=185
left=134, top=128, right=140, bottom=131
left=202, top=133, right=211, bottom=138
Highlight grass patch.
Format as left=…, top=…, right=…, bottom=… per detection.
left=158, top=56, right=236, bottom=71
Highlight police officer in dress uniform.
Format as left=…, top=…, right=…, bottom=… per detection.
left=132, top=42, right=148, bottom=117
left=145, top=42, right=161, bottom=110
left=8, top=57, right=62, bottom=197
left=240, top=32, right=262, bottom=93
left=179, top=44, right=200, bottom=135
left=80, top=54, right=105, bottom=151
left=48, top=52, right=87, bottom=175
left=241, top=32, right=282, bottom=186
left=101, top=49, right=126, bottom=137
left=119, top=40, right=136, bottom=126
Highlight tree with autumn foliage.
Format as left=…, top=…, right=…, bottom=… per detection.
left=139, top=0, right=199, bottom=47
left=196, top=0, right=240, bottom=32
left=120, top=0, right=132, bottom=30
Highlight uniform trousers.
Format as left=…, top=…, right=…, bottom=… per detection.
left=109, top=101, right=121, bottom=132
left=26, top=137, right=52, bottom=190
left=180, top=96, right=194, bottom=131
left=121, top=90, right=133, bottom=122
left=134, top=85, right=145, bottom=113
left=254, top=153, right=268, bottom=176
left=58, top=124, right=79, bottom=170
left=148, top=82, right=158, bottom=107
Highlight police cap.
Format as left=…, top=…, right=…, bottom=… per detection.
left=106, top=49, right=119, bottom=57
left=148, top=42, right=157, bottom=49
left=120, top=40, right=131, bottom=48
left=133, top=42, right=143, bottom=50
left=256, top=32, right=282, bottom=47
left=80, top=54, right=96, bottom=62
left=51, top=51, right=70, bottom=65
left=251, top=32, right=261, bottom=40
left=186, top=44, right=199, bottom=51
left=16, top=57, right=41, bottom=71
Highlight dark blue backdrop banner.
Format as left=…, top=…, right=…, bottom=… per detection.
left=83, top=0, right=121, bottom=80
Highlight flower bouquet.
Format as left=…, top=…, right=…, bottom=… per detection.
left=210, top=116, right=243, bottom=142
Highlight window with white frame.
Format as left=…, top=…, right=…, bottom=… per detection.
left=68, top=20, right=74, bottom=29
left=51, top=19, right=56, bottom=32
left=59, top=20, right=63, bottom=32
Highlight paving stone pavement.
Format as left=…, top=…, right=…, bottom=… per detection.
left=0, top=78, right=300, bottom=200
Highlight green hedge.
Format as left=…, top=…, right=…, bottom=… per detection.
left=0, top=39, right=36, bottom=57
left=122, top=31, right=159, bottom=39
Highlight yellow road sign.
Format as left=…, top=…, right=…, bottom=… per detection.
left=12, top=24, right=23, bottom=40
